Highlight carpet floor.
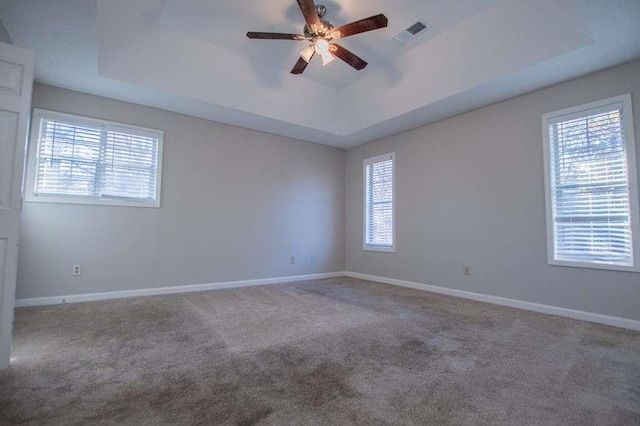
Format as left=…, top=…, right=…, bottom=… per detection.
left=0, top=277, right=639, bottom=425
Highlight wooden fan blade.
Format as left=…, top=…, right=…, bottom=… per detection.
left=291, top=54, right=313, bottom=74
left=297, top=0, right=321, bottom=28
left=247, top=32, right=306, bottom=40
left=330, top=43, right=367, bottom=70
left=331, top=14, right=388, bottom=39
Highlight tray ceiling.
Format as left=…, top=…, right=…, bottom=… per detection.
left=1, top=0, right=639, bottom=148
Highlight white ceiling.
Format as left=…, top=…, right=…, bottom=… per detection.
left=1, top=0, right=639, bottom=149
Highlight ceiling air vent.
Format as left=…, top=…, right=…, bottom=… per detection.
left=392, top=21, right=431, bottom=46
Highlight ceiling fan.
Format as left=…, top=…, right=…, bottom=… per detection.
left=247, top=0, right=388, bottom=75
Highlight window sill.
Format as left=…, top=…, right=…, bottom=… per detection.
left=25, top=195, right=160, bottom=208
left=548, top=259, right=640, bottom=273
left=363, top=245, right=396, bottom=253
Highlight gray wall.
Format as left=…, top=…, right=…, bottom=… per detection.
left=18, top=61, right=640, bottom=322
left=18, top=84, right=345, bottom=299
left=0, top=19, right=11, bottom=44
left=346, top=60, right=640, bottom=321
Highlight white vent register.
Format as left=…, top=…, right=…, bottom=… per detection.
left=393, top=21, right=431, bottom=46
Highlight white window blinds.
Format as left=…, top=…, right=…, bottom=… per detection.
left=30, top=110, right=163, bottom=207
left=546, top=97, right=638, bottom=268
left=364, top=154, right=394, bottom=250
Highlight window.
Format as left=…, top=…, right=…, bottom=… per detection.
left=26, top=109, right=163, bottom=207
left=364, top=153, right=395, bottom=252
left=542, top=94, right=640, bottom=271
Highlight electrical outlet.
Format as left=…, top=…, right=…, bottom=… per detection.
left=463, top=266, right=471, bottom=276
left=310, top=254, right=316, bottom=264
left=290, top=256, right=295, bottom=265
left=72, top=264, right=82, bottom=276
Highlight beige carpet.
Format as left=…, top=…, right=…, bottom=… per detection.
left=0, top=277, right=639, bottom=425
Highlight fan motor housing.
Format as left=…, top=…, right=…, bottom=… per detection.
left=303, top=5, right=333, bottom=39
left=304, top=20, right=333, bottom=38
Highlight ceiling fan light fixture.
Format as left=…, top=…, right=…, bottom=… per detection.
left=314, top=38, right=329, bottom=53
left=320, top=51, right=335, bottom=66
left=299, top=45, right=315, bottom=63
left=313, top=38, right=335, bottom=66
left=247, top=2, right=388, bottom=75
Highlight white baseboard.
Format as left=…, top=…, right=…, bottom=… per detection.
left=15, top=270, right=640, bottom=331
left=15, top=271, right=346, bottom=307
left=344, top=271, right=640, bottom=331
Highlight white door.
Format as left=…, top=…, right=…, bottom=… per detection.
left=0, top=42, right=34, bottom=368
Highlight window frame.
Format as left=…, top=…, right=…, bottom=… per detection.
left=363, top=152, right=396, bottom=253
left=542, top=94, right=640, bottom=272
left=25, top=109, right=164, bottom=208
